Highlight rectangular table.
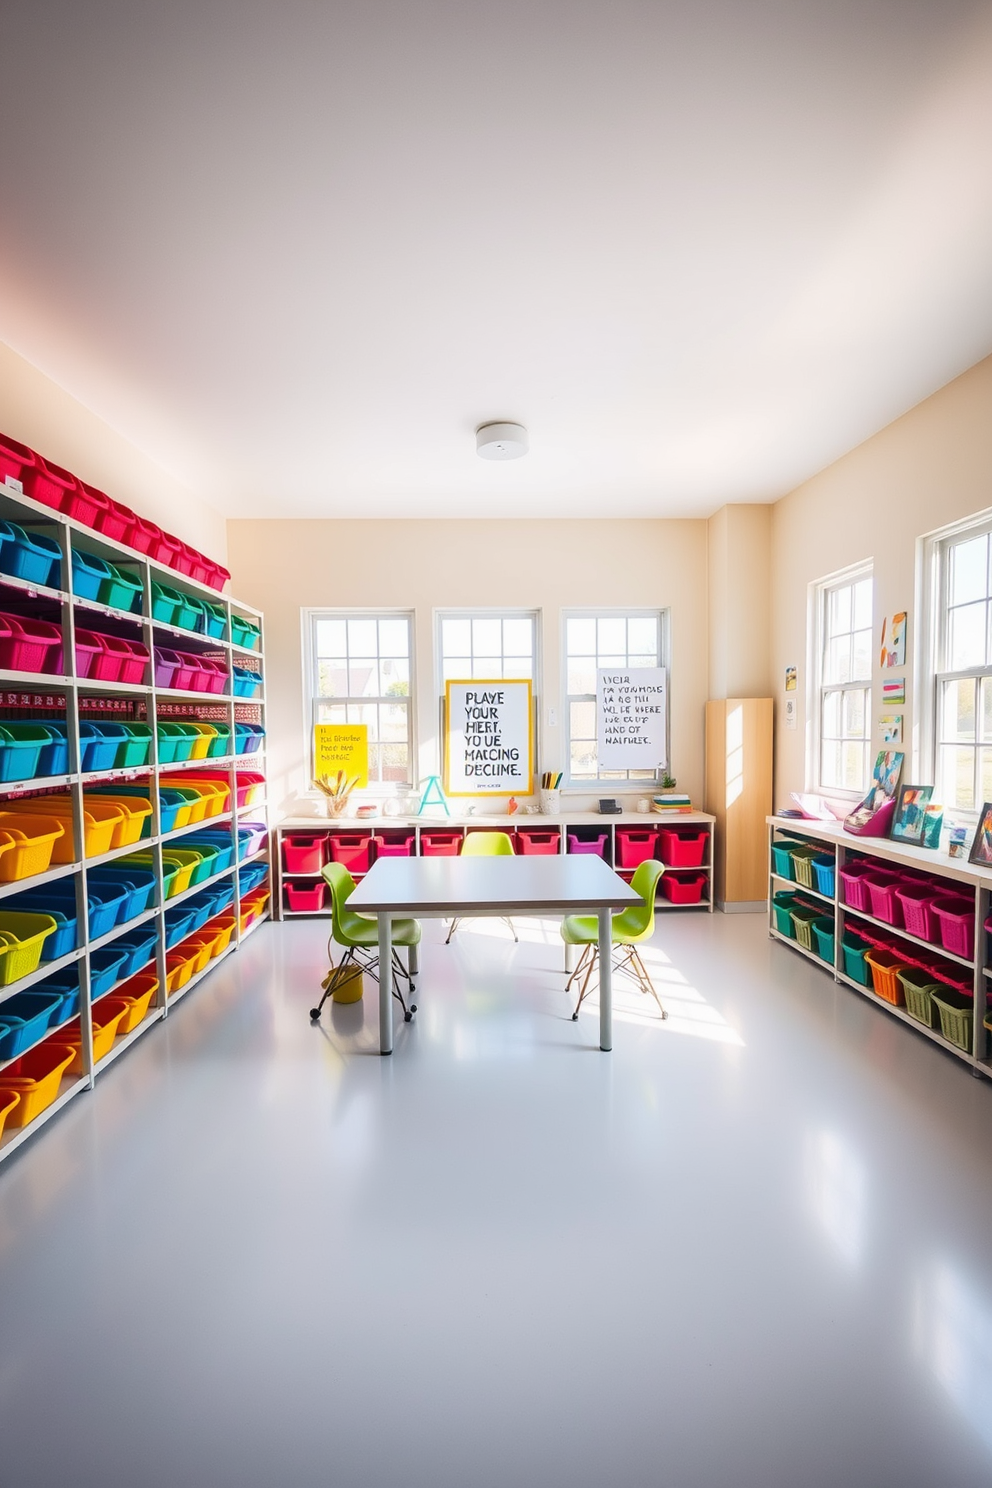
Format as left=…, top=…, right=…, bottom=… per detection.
left=348, top=855, right=641, bottom=1054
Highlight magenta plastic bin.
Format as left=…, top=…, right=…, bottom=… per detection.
left=93, top=498, right=134, bottom=545
left=0, top=432, right=36, bottom=487
left=515, top=830, right=561, bottom=855
left=22, top=453, right=78, bottom=512
left=894, top=881, right=946, bottom=942
left=838, top=860, right=876, bottom=912
left=283, top=834, right=328, bottom=873
left=371, top=834, right=414, bottom=858
left=0, top=612, right=63, bottom=672
left=154, top=647, right=196, bottom=690
left=128, top=517, right=161, bottom=556
left=116, top=638, right=149, bottom=685
left=63, top=480, right=108, bottom=528
left=615, top=828, right=659, bottom=868
left=74, top=627, right=104, bottom=679
left=567, top=832, right=608, bottom=857
left=931, top=896, right=975, bottom=959
left=285, top=879, right=326, bottom=912
left=864, top=872, right=907, bottom=926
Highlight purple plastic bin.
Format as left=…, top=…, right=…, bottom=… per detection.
left=567, top=832, right=607, bottom=857
left=894, top=881, right=945, bottom=942
left=864, top=872, right=906, bottom=926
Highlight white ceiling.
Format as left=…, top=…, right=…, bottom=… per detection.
left=1, top=0, right=992, bottom=520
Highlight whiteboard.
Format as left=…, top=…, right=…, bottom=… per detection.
left=596, top=667, right=668, bottom=770
left=444, top=679, right=534, bottom=796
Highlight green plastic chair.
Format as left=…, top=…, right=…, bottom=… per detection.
left=560, top=859, right=667, bottom=1021
left=309, top=862, right=422, bottom=1023
left=445, top=830, right=518, bottom=944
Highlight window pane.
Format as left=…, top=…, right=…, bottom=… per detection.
left=472, top=618, right=502, bottom=656
left=442, top=618, right=471, bottom=656
left=316, top=702, right=347, bottom=725
left=950, top=535, right=988, bottom=606
left=852, top=579, right=872, bottom=630
left=828, top=584, right=851, bottom=636
left=314, top=619, right=346, bottom=657
left=980, top=749, right=992, bottom=807
left=379, top=743, right=408, bottom=782
left=597, top=618, right=626, bottom=657
left=570, top=738, right=597, bottom=777
left=444, top=656, right=470, bottom=681
left=941, top=679, right=977, bottom=743
left=842, top=688, right=865, bottom=737
left=381, top=703, right=408, bottom=742
left=349, top=660, right=378, bottom=696
left=821, top=741, right=842, bottom=788
left=824, top=636, right=852, bottom=685
left=567, top=617, right=596, bottom=654
left=347, top=619, right=377, bottom=658
left=378, top=620, right=409, bottom=658
left=317, top=660, right=347, bottom=696
left=568, top=660, right=596, bottom=695
left=841, top=742, right=865, bottom=792
left=982, top=678, right=992, bottom=743
left=503, top=657, right=532, bottom=678
left=571, top=700, right=596, bottom=739
left=473, top=657, right=501, bottom=678
left=381, top=658, right=409, bottom=695
left=502, top=618, right=533, bottom=657
left=939, top=745, right=975, bottom=811
left=822, top=691, right=841, bottom=738
left=628, top=654, right=657, bottom=670
left=949, top=602, right=986, bottom=670
left=627, top=617, right=658, bottom=657
left=852, top=628, right=872, bottom=681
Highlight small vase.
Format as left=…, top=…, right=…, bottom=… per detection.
left=325, top=795, right=352, bottom=819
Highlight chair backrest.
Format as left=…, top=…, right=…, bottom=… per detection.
left=614, top=859, right=665, bottom=939
left=321, top=861, right=358, bottom=942
left=461, top=830, right=515, bottom=856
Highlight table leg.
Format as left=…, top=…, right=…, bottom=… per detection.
left=378, top=912, right=394, bottom=1055
left=598, top=907, right=612, bottom=1052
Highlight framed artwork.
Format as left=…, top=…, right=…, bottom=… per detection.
left=880, top=713, right=903, bottom=744
left=844, top=751, right=904, bottom=836
left=968, top=802, right=992, bottom=866
left=890, top=784, right=933, bottom=844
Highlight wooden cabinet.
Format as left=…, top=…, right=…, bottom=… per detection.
left=705, top=698, right=773, bottom=909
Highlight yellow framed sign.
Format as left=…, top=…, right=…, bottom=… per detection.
left=313, top=724, right=369, bottom=788
left=444, top=679, right=533, bottom=797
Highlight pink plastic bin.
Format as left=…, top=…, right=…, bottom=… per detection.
left=894, top=881, right=946, bottom=942
left=128, top=517, right=161, bottom=556
left=0, top=432, right=36, bottom=487
left=567, top=832, right=608, bottom=857
left=89, top=633, right=133, bottom=682
left=94, top=498, right=134, bottom=545
left=115, top=638, right=150, bottom=685
left=0, top=612, right=63, bottom=673
left=328, top=833, right=373, bottom=874
left=420, top=831, right=462, bottom=857
left=203, top=561, right=231, bottom=593
left=74, top=627, right=104, bottom=678
left=22, top=453, right=79, bottom=512
left=63, top=480, right=108, bottom=528
left=285, top=879, right=327, bottom=912
left=658, top=829, right=709, bottom=868
left=371, top=834, right=414, bottom=858
left=515, top=830, right=561, bottom=855
left=154, top=648, right=196, bottom=690
left=155, top=532, right=185, bottom=570
left=864, top=872, right=907, bottom=926
left=838, top=860, right=876, bottom=911
left=931, top=896, right=975, bottom=959
left=615, top=828, right=659, bottom=869
left=283, top=834, right=328, bottom=874
left=661, top=873, right=707, bottom=904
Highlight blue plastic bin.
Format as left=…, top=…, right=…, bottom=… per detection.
left=6, top=884, right=79, bottom=959
left=812, top=856, right=836, bottom=897
left=163, top=905, right=198, bottom=948
left=234, top=723, right=265, bottom=756
left=0, top=723, right=52, bottom=782
left=89, top=945, right=128, bottom=996
left=88, top=867, right=156, bottom=925
left=70, top=548, right=115, bottom=602
left=78, top=720, right=120, bottom=773
left=0, top=990, right=65, bottom=1059
left=0, top=520, right=63, bottom=589
left=87, top=881, right=132, bottom=939
left=30, top=719, right=70, bottom=776
left=33, top=968, right=81, bottom=1026
left=113, top=924, right=158, bottom=977
left=238, top=863, right=269, bottom=894
left=231, top=665, right=262, bottom=697
left=183, top=834, right=235, bottom=875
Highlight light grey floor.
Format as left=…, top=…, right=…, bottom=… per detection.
left=2, top=911, right=992, bottom=1488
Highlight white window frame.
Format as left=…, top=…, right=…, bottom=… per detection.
left=808, top=562, right=873, bottom=799
left=920, top=507, right=992, bottom=819
left=562, top=608, right=670, bottom=788
left=434, top=608, right=540, bottom=777
left=302, top=608, right=415, bottom=792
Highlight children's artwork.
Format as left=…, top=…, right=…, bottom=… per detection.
left=785, top=666, right=797, bottom=692
left=969, top=802, right=992, bottom=865
left=879, top=713, right=903, bottom=744
left=882, top=678, right=905, bottom=705
left=890, top=784, right=933, bottom=844
left=844, top=751, right=904, bottom=836
left=880, top=612, right=907, bottom=668
left=921, top=803, right=944, bottom=850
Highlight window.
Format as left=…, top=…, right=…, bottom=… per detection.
left=813, top=568, right=873, bottom=795
left=564, top=611, right=667, bottom=782
left=932, top=519, right=992, bottom=814
left=437, top=612, right=537, bottom=684
left=307, top=612, right=413, bottom=787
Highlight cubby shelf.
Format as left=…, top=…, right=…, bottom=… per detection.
left=0, top=479, right=270, bottom=1163
left=767, top=817, right=992, bottom=1082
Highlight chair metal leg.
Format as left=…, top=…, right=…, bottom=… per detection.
left=565, top=943, right=592, bottom=994
left=310, top=947, right=358, bottom=1020
left=504, top=918, right=518, bottom=943
left=445, top=918, right=460, bottom=944
left=571, top=946, right=599, bottom=1019
left=310, top=942, right=419, bottom=1022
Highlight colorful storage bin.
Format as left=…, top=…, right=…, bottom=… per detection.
left=615, top=828, right=659, bottom=869
left=328, top=833, right=373, bottom=873
left=230, top=616, right=261, bottom=650
left=0, top=520, right=62, bottom=588
left=0, top=911, right=57, bottom=984
left=0, top=813, right=65, bottom=880
left=837, top=859, right=875, bottom=911
left=772, top=890, right=799, bottom=937
left=896, top=968, right=943, bottom=1029
left=231, top=665, right=261, bottom=697
left=811, top=917, right=835, bottom=963
left=370, top=833, right=413, bottom=858
left=0, top=612, right=63, bottom=673
left=567, top=832, right=608, bottom=857
left=0, top=1042, right=76, bottom=1126
left=0, top=723, right=54, bottom=782
left=285, top=880, right=326, bottom=912
left=789, top=902, right=821, bottom=949
left=840, top=931, right=872, bottom=985
left=99, top=971, right=158, bottom=1033
left=515, top=830, right=560, bottom=855
left=863, top=948, right=907, bottom=1005
left=62, top=999, right=128, bottom=1070
left=661, top=873, right=706, bottom=905
left=864, top=873, right=906, bottom=926
left=283, top=834, right=327, bottom=873
left=113, top=924, right=158, bottom=977
left=420, top=831, right=462, bottom=857
left=931, top=896, right=975, bottom=959
left=894, top=881, right=945, bottom=942
left=812, top=857, right=836, bottom=897
left=658, top=830, right=708, bottom=868
left=0, top=990, right=64, bottom=1060
left=930, top=988, right=973, bottom=1051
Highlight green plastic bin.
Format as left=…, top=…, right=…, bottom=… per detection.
left=156, top=722, right=199, bottom=763
left=790, top=903, right=821, bottom=950
left=772, top=891, right=799, bottom=937
left=200, top=601, right=228, bottom=640
left=896, top=967, right=942, bottom=1029
left=231, top=615, right=261, bottom=650
left=811, top=916, right=835, bottom=963
left=205, top=721, right=231, bottom=758
left=98, top=562, right=143, bottom=613
left=930, top=989, right=973, bottom=1052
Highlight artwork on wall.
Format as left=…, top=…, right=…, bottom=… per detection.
left=968, top=802, right=992, bottom=866
left=785, top=666, right=797, bottom=692
left=880, top=713, right=903, bottom=744
left=882, top=678, right=905, bottom=705
left=879, top=612, right=907, bottom=668
left=844, top=751, right=904, bottom=836
left=890, top=784, right=933, bottom=844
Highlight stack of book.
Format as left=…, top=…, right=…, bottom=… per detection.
left=652, top=791, right=693, bottom=814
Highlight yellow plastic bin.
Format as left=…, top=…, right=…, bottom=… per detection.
left=0, top=1042, right=76, bottom=1126
left=9, top=796, right=125, bottom=861
left=160, top=777, right=230, bottom=821
left=186, top=724, right=218, bottom=760
left=82, top=792, right=153, bottom=848
left=160, top=849, right=204, bottom=897
left=105, top=972, right=158, bottom=1032
left=60, top=1000, right=129, bottom=1072
left=0, top=815, right=65, bottom=880
left=165, top=945, right=199, bottom=993
left=0, top=1087, right=21, bottom=1140
left=0, top=912, right=58, bottom=985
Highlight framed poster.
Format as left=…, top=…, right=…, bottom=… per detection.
left=596, top=668, right=668, bottom=771
left=444, top=679, right=533, bottom=796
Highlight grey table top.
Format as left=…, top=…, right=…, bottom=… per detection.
left=348, top=854, right=642, bottom=916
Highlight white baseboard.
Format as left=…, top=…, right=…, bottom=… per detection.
left=717, top=900, right=767, bottom=914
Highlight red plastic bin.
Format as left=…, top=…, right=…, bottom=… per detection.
left=567, top=832, right=607, bottom=857
left=192, top=656, right=228, bottom=694
left=171, top=543, right=197, bottom=578
left=838, top=860, right=876, bottom=911
left=283, top=834, right=328, bottom=873
left=88, top=633, right=132, bottom=682
left=203, top=561, right=231, bottom=593
left=661, top=873, right=707, bottom=904
left=328, top=833, right=373, bottom=873
left=371, top=834, right=414, bottom=857
left=931, top=896, right=975, bottom=959
left=186, top=550, right=212, bottom=585
left=22, top=453, right=78, bottom=512
left=615, top=827, right=659, bottom=869
left=658, top=829, right=709, bottom=868
left=0, top=432, right=36, bottom=487
left=94, top=498, right=134, bottom=545
left=420, top=831, right=463, bottom=856
left=894, top=881, right=946, bottom=942
left=155, top=532, right=185, bottom=569
left=128, top=517, right=162, bottom=556
left=864, top=872, right=907, bottom=926
left=515, top=829, right=560, bottom=855
left=0, top=612, right=63, bottom=673
left=285, top=879, right=327, bottom=912
left=62, top=480, right=108, bottom=527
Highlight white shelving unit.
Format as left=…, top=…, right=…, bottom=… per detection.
left=0, top=479, right=270, bottom=1162
left=273, top=810, right=716, bottom=918
left=766, top=816, right=992, bottom=1083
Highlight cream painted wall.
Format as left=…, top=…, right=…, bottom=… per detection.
left=226, top=518, right=709, bottom=819
left=1, top=339, right=227, bottom=559
left=771, top=352, right=992, bottom=808
left=707, top=503, right=772, bottom=700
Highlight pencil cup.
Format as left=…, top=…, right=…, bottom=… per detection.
left=540, top=789, right=560, bottom=815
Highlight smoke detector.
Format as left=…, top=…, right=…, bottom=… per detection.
left=476, top=422, right=528, bottom=460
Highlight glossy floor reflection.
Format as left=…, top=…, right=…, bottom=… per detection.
left=2, top=912, right=992, bottom=1488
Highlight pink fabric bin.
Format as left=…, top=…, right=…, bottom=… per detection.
left=931, top=896, right=975, bottom=959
